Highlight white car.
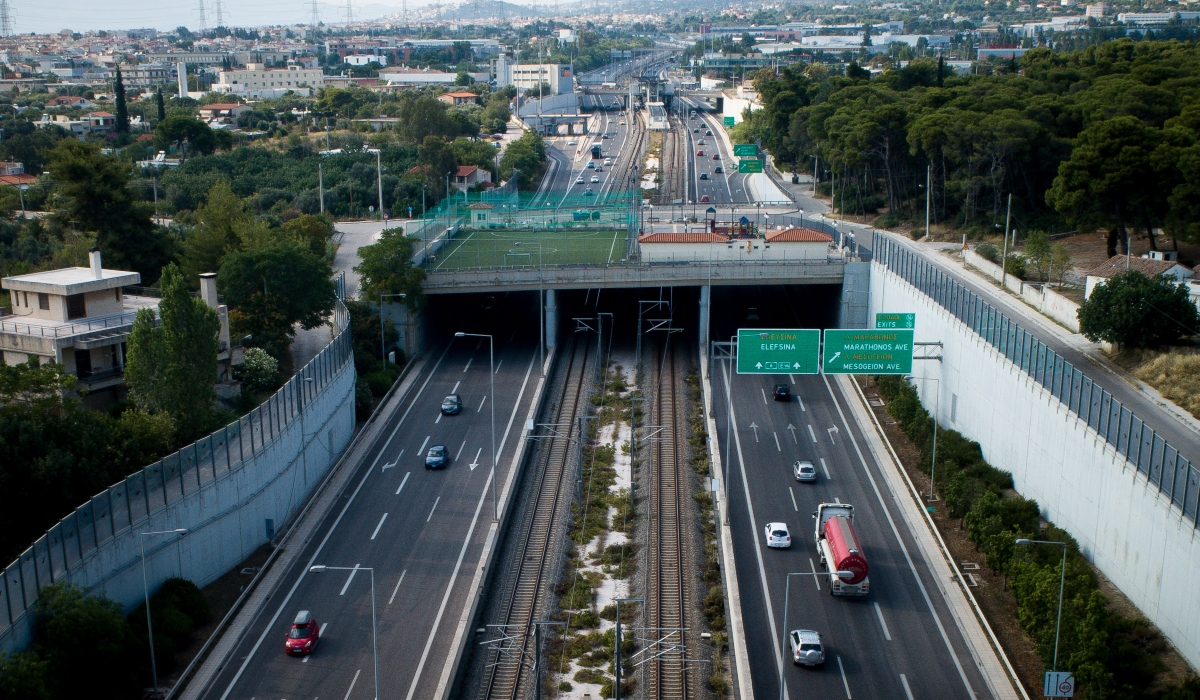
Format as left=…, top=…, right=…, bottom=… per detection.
left=591, top=176, right=600, bottom=183
left=764, top=522, right=791, bottom=548
left=576, top=176, right=585, bottom=184
left=789, top=629, right=825, bottom=667
left=568, top=140, right=577, bottom=145
left=604, top=158, right=613, bottom=165
left=794, top=460, right=817, bottom=482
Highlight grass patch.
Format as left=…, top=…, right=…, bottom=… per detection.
left=1130, top=350, right=1200, bottom=419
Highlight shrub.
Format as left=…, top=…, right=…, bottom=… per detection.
left=234, top=347, right=281, bottom=393
left=1003, top=253, right=1027, bottom=279
left=976, top=242, right=1001, bottom=264
left=1078, top=270, right=1200, bottom=348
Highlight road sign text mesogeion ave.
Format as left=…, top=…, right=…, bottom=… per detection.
left=724, top=116, right=736, bottom=127
left=875, top=313, right=915, bottom=329
left=736, top=329, right=820, bottom=374
left=738, top=159, right=763, bottom=174
left=733, top=143, right=758, bottom=157
left=822, top=329, right=914, bottom=374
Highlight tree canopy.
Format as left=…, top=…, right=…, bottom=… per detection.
left=1077, top=270, right=1200, bottom=347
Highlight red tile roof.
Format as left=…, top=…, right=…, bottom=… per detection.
left=456, top=165, right=479, bottom=177
left=765, top=227, right=833, bottom=243
left=638, top=232, right=728, bottom=244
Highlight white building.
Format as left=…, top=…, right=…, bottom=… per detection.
left=214, top=63, right=324, bottom=99
left=495, top=53, right=573, bottom=95
left=345, top=54, right=387, bottom=66
left=637, top=228, right=833, bottom=263
left=1083, top=254, right=1194, bottom=299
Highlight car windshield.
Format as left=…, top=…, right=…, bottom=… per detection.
left=429, top=447, right=444, bottom=456
left=443, top=397, right=456, bottom=405
left=289, top=625, right=310, bottom=638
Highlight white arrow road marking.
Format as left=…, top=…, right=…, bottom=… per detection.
left=469, top=447, right=483, bottom=470
left=787, top=424, right=798, bottom=443
left=828, top=426, right=840, bottom=444
left=749, top=422, right=759, bottom=442
left=381, top=459, right=397, bottom=472
left=807, top=424, right=817, bottom=443
left=395, top=471, right=411, bottom=495
left=773, top=432, right=781, bottom=452
left=370, top=513, right=388, bottom=540
left=389, top=570, right=407, bottom=605
left=828, top=351, right=842, bottom=364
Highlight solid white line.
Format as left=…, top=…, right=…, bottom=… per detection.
left=900, top=674, right=915, bottom=700
left=478, top=395, right=486, bottom=412
left=874, top=601, right=892, bottom=641
left=418, top=435, right=430, bottom=456
left=395, top=471, right=410, bottom=495
left=761, top=387, right=768, bottom=404
left=342, top=669, right=361, bottom=700
left=823, top=376, right=977, bottom=699
left=463, top=357, right=473, bottom=373
left=370, top=513, right=388, bottom=540
left=451, top=381, right=460, bottom=394
left=789, top=487, right=798, bottom=511
left=809, top=557, right=821, bottom=590
left=798, top=396, right=805, bottom=412
left=807, top=424, right=817, bottom=443
left=388, top=570, right=407, bottom=605
left=820, top=458, right=830, bottom=479
left=404, top=464, right=497, bottom=700
left=774, top=432, right=781, bottom=452
left=838, top=656, right=852, bottom=699
left=426, top=496, right=440, bottom=522
left=339, top=564, right=360, bottom=596
left=494, top=359, right=502, bottom=373
left=216, top=342, right=455, bottom=700
left=455, top=440, right=467, bottom=460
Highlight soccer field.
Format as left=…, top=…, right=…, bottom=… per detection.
left=430, top=228, right=631, bottom=270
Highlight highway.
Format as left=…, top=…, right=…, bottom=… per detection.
left=707, top=285, right=994, bottom=700
left=533, top=109, right=639, bottom=209
left=194, top=293, right=543, bottom=700
left=676, top=97, right=753, bottom=207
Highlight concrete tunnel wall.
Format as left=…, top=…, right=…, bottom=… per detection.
left=870, top=262, right=1200, bottom=670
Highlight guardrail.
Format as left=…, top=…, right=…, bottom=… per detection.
left=874, top=232, right=1199, bottom=528
left=0, top=310, right=141, bottom=338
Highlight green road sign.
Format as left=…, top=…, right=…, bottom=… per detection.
left=737, top=328, right=821, bottom=374
left=724, top=116, right=736, bottom=127
left=733, top=143, right=758, bottom=157
left=875, top=313, right=915, bottom=329
left=822, top=329, right=914, bottom=374
left=738, top=159, right=763, bottom=174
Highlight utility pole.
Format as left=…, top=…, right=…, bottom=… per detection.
left=345, top=0, right=353, bottom=26
left=213, top=0, right=224, bottom=27
left=375, top=148, right=384, bottom=222
left=310, top=0, right=320, bottom=26
left=197, top=0, right=207, bottom=30
left=925, top=162, right=931, bottom=239
left=318, top=162, right=325, bottom=214
left=0, top=0, right=13, bottom=36
left=1000, top=192, right=1013, bottom=288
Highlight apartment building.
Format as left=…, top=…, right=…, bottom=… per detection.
left=495, top=53, right=573, bottom=95
left=214, top=62, right=324, bottom=99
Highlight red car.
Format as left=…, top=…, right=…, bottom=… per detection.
left=700, top=195, right=710, bottom=203
left=696, top=150, right=704, bottom=156
left=286, top=610, right=320, bottom=655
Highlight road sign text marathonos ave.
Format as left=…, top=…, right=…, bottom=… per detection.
left=736, top=328, right=820, bottom=374
left=822, top=329, right=915, bottom=374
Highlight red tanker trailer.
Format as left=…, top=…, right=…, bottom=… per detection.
left=813, top=502, right=870, bottom=597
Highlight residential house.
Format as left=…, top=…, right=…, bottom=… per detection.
left=453, top=165, right=492, bottom=192
left=198, top=102, right=252, bottom=124
left=438, top=91, right=478, bottom=106
left=82, top=111, right=116, bottom=132
left=45, top=95, right=95, bottom=109
left=1084, top=254, right=1195, bottom=299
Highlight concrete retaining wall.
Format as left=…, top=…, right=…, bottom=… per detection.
left=870, top=261, right=1200, bottom=670
left=0, top=309, right=357, bottom=655
left=962, top=248, right=1081, bottom=332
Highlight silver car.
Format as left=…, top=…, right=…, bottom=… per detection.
left=789, top=629, right=825, bottom=666
left=793, top=460, right=816, bottom=482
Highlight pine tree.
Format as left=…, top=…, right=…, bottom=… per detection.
left=114, top=66, right=129, bottom=133
left=156, top=87, right=165, bottom=122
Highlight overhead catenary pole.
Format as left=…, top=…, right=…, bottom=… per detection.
left=1000, top=192, right=1013, bottom=287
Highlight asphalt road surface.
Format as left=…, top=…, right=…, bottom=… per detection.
left=708, top=285, right=994, bottom=700
left=195, top=293, right=543, bottom=700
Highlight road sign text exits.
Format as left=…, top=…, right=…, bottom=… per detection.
left=875, top=312, right=915, bottom=329
left=736, top=328, right=820, bottom=374
left=823, top=329, right=915, bottom=374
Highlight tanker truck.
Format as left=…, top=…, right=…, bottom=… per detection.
left=813, top=502, right=870, bottom=597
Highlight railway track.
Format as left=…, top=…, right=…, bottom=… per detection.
left=656, top=112, right=688, bottom=206
left=645, top=337, right=690, bottom=700
left=480, top=334, right=592, bottom=700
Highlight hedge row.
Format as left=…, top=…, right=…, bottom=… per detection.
left=876, top=376, right=1199, bottom=700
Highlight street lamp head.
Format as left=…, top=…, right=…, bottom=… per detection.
left=309, top=565, right=327, bottom=573
left=174, top=528, right=188, bottom=533
left=1015, top=538, right=1032, bottom=545
left=455, top=332, right=465, bottom=337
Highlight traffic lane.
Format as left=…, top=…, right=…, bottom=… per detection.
left=697, top=113, right=739, bottom=202
left=713, top=367, right=988, bottom=700
left=198, top=313, right=539, bottom=700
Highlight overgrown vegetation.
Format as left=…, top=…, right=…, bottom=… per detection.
left=875, top=376, right=1200, bottom=699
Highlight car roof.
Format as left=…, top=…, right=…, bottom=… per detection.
left=430, top=444, right=445, bottom=452
left=293, top=610, right=312, bottom=625
left=792, top=629, right=821, bottom=643
left=767, top=522, right=788, bottom=529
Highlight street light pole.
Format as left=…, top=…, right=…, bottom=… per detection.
left=380, top=293, right=407, bottom=364
left=311, top=565, right=378, bottom=700
left=1015, top=539, right=1067, bottom=671
left=909, top=375, right=941, bottom=499
left=140, top=528, right=187, bottom=697
left=457, top=332, right=497, bottom=521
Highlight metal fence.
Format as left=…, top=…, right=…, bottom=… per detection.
left=0, top=290, right=354, bottom=646
left=874, top=232, right=1200, bottom=529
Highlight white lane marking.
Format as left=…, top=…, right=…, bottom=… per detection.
left=426, top=496, right=441, bottom=522
left=463, top=357, right=473, bottom=373
left=342, top=669, right=361, bottom=700
left=319, top=622, right=328, bottom=636
left=798, top=396, right=806, bottom=412
left=773, top=432, right=781, bottom=452
left=823, top=376, right=977, bottom=699
left=370, top=513, right=388, bottom=540
left=820, top=458, right=831, bottom=479
left=494, top=359, right=503, bottom=373
left=469, top=448, right=482, bottom=471
left=807, top=424, right=817, bottom=443
left=451, top=381, right=460, bottom=394
left=789, top=374, right=796, bottom=384
left=834, top=497, right=841, bottom=504
left=435, top=413, right=442, bottom=424
left=395, top=471, right=411, bottom=495
left=303, top=655, right=309, bottom=663
left=404, top=458, right=498, bottom=700
left=722, top=362, right=786, bottom=684
left=388, top=570, right=407, bottom=605
left=809, top=557, right=821, bottom=590
left=838, top=656, right=852, bottom=699
left=455, top=440, right=467, bottom=460
left=478, top=395, right=486, bottom=412
left=789, top=487, right=798, bottom=512
left=900, top=674, right=915, bottom=700
left=338, top=564, right=361, bottom=596
left=215, top=342, right=456, bottom=700
left=418, top=435, right=430, bottom=456
left=761, top=387, right=768, bottom=404
left=874, top=602, right=892, bottom=641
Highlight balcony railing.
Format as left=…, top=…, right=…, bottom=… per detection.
left=0, top=310, right=143, bottom=339
left=76, top=366, right=125, bottom=382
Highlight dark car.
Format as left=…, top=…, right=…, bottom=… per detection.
left=715, top=165, right=723, bottom=173
left=774, top=384, right=791, bottom=401
left=706, top=129, right=713, bottom=135
left=700, top=172, right=709, bottom=180
left=285, top=611, right=320, bottom=655
left=713, top=153, right=721, bottom=160
left=426, top=445, right=448, bottom=469
left=441, top=394, right=462, bottom=415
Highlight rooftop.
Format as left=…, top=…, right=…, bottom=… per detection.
left=1084, top=255, right=1193, bottom=279
left=638, top=232, right=728, bottom=244
left=3, top=266, right=141, bottom=295
left=766, top=227, right=835, bottom=243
